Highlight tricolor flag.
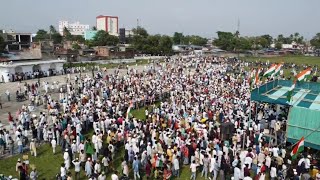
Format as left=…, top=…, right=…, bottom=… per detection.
left=254, top=67, right=262, bottom=85
left=248, top=69, right=256, bottom=89
left=287, top=80, right=296, bottom=102
left=263, top=64, right=276, bottom=77
left=271, top=63, right=283, bottom=77
left=296, top=67, right=312, bottom=82
left=290, top=137, right=304, bottom=160
left=126, top=101, right=133, bottom=120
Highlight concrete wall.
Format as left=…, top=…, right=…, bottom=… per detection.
left=134, top=56, right=165, bottom=60
left=90, top=59, right=136, bottom=64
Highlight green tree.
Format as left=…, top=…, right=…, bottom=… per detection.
left=73, top=35, right=85, bottom=43
left=173, top=32, right=184, bottom=44
left=260, top=34, right=273, bottom=48
left=52, top=33, right=63, bottom=44
left=92, top=26, right=97, bottom=31
left=49, top=25, right=57, bottom=34
left=0, top=35, right=5, bottom=52
left=213, top=31, right=236, bottom=51
left=92, top=30, right=119, bottom=46
left=188, top=35, right=207, bottom=46
left=63, top=27, right=73, bottom=41
left=292, top=32, right=304, bottom=44
left=34, top=29, right=49, bottom=41
left=132, top=27, right=148, bottom=37
left=310, top=33, right=320, bottom=49
left=72, top=43, right=81, bottom=50
left=238, top=37, right=252, bottom=51
left=275, top=42, right=282, bottom=50
left=159, top=35, right=173, bottom=55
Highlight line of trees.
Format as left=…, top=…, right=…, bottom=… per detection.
left=4, top=24, right=320, bottom=55
left=213, top=31, right=306, bottom=52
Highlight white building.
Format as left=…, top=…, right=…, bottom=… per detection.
left=96, top=15, right=119, bottom=36
left=0, top=59, right=66, bottom=82
left=58, top=21, right=90, bottom=36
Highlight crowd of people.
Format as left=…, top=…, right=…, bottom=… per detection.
left=0, top=56, right=319, bottom=180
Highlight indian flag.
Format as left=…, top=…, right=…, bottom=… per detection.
left=296, top=68, right=312, bottom=82
left=263, top=64, right=276, bottom=77
left=248, top=69, right=255, bottom=85
left=126, top=101, right=133, bottom=120
left=254, top=67, right=261, bottom=85
left=271, top=63, right=283, bottom=77
left=287, top=80, right=296, bottom=102
left=290, top=137, right=304, bottom=160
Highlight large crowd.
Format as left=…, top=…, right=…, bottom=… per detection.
left=0, top=56, right=320, bottom=180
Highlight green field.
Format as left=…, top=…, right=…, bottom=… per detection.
left=244, top=55, right=320, bottom=66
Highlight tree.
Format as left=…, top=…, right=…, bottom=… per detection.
left=52, top=33, right=63, bottom=44
left=159, top=35, right=173, bottom=55
left=275, top=42, right=282, bottom=50
left=173, top=32, right=184, bottom=45
left=92, top=26, right=97, bottom=31
left=213, top=31, right=236, bottom=51
left=310, top=33, right=320, bottom=49
left=34, top=29, right=49, bottom=41
left=292, top=32, right=304, bottom=44
left=260, top=34, right=273, bottom=48
left=92, top=30, right=119, bottom=46
left=49, top=25, right=57, bottom=34
left=0, top=35, right=5, bottom=52
left=73, top=35, right=85, bottom=43
left=188, top=35, right=208, bottom=46
left=63, top=27, right=73, bottom=41
left=132, top=27, right=148, bottom=37
left=72, top=43, right=81, bottom=50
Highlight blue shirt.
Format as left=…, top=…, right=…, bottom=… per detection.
left=132, top=160, right=139, bottom=172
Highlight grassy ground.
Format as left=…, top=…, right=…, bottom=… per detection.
left=244, top=55, right=320, bottom=66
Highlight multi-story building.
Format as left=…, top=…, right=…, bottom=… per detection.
left=58, top=21, right=90, bottom=36
left=96, top=15, right=119, bottom=36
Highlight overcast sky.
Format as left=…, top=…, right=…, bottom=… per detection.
left=1, top=0, right=319, bottom=39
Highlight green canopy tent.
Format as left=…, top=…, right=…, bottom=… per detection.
left=251, top=80, right=320, bottom=150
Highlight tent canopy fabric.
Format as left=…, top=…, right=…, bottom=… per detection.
left=251, top=80, right=320, bottom=150
left=287, top=106, right=320, bottom=150
left=251, top=80, right=320, bottom=110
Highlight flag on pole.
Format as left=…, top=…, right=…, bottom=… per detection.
left=254, top=67, right=261, bottom=85
left=126, top=101, right=133, bottom=120
left=287, top=80, right=296, bottom=102
left=296, top=67, right=312, bottom=82
left=248, top=69, right=256, bottom=90
left=263, top=64, right=276, bottom=77
left=290, top=137, right=304, bottom=160
left=271, top=63, right=283, bottom=77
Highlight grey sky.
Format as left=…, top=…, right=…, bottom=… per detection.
left=1, top=0, right=319, bottom=39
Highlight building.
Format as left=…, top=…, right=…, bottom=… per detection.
left=96, top=15, right=119, bottom=36
left=0, top=43, right=65, bottom=82
left=1, top=30, right=32, bottom=51
left=58, top=21, right=90, bottom=36
left=84, top=30, right=98, bottom=40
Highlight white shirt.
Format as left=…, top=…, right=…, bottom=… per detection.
left=234, top=167, right=241, bottom=180
left=270, top=167, right=277, bottom=178
left=190, top=163, right=198, bottom=173
left=111, top=174, right=118, bottom=180
left=60, top=167, right=66, bottom=177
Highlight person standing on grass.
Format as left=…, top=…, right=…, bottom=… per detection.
left=190, top=160, right=198, bottom=180
left=51, top=137, right=57, bottom=154
left=132, top=157, right=140, bottom=180
left=29, top=139, right=37, bottom=157
left=29, top=167, right=38, bottom=180
left=60, top=163, right=66, bottom=180
left=72, top=158, right=81, bottom=180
